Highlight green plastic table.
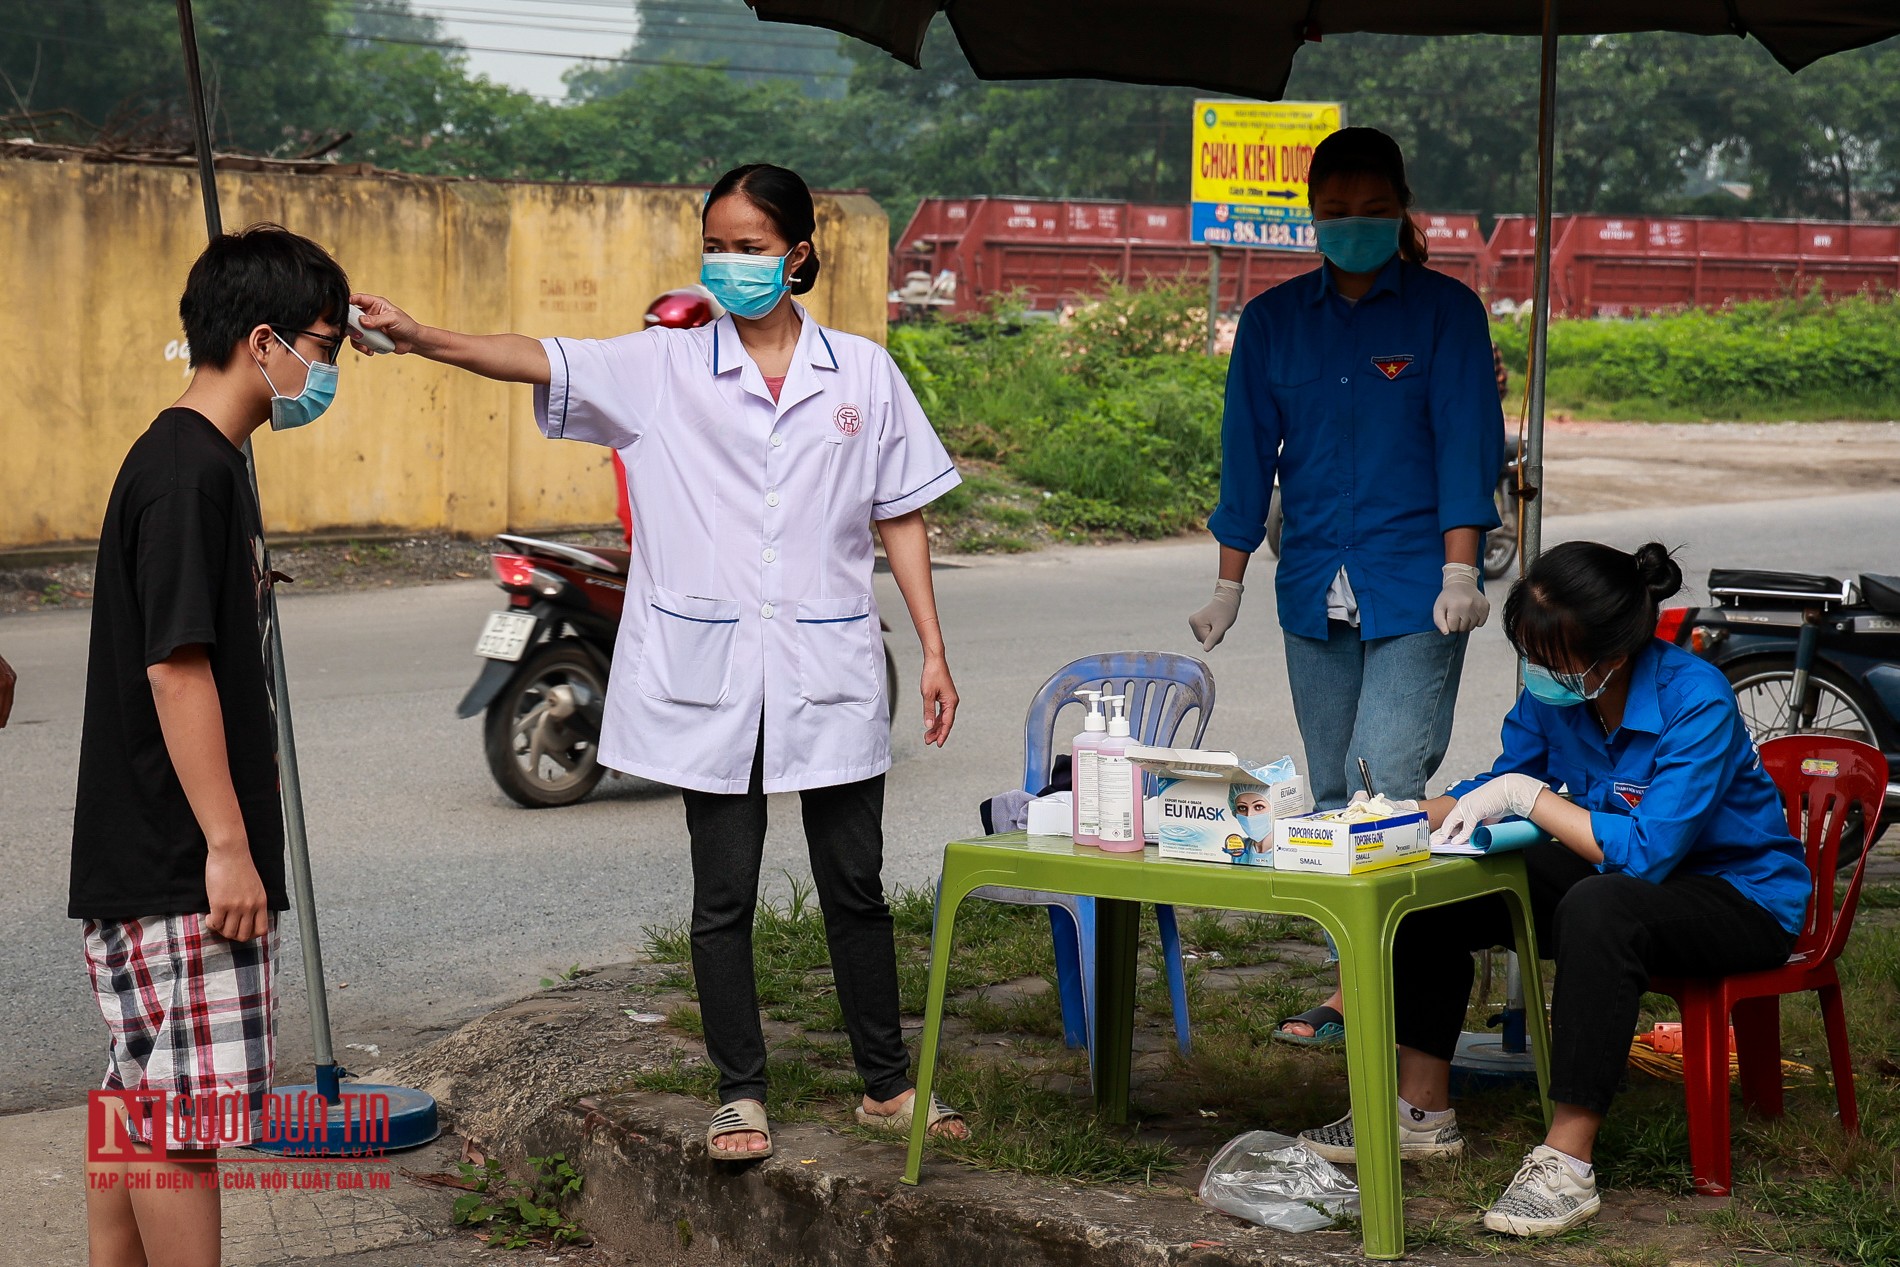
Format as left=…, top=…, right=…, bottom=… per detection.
left=904, top=833, right=1553, bottom=1260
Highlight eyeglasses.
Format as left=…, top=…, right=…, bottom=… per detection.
left=274, top=327, right=343, bottom=364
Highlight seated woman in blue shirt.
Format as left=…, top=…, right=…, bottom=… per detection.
left=1295, top=540, right=1808, bottom=1238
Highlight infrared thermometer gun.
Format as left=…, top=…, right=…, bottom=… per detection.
left=348, top=304, right=396, bottom=355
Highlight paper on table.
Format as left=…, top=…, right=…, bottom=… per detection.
left=1430, top=817, right=1544, bottom=856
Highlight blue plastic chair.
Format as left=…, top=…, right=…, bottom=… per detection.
left=971, top=652, right=1215, bottom=1073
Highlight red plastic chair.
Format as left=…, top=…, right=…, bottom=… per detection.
left=1650, top=735, right=1888, bottom=1196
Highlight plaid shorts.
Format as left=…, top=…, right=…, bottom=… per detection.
left=82, top=912, right=279, bottom=1147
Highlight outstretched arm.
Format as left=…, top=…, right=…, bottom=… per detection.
left=350, top=293, right=550, bottom=384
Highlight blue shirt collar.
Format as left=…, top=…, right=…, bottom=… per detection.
left=1613, top=640, right=1666, bottom=736
left=1310, top=253, right=1407, bottom=307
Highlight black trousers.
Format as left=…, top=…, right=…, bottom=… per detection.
left=680, top=740, right=911, bottom=1106
left=1393, top=843, right=1796, bottom=1116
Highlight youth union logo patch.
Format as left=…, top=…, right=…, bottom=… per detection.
left=834, top=404, right=863, bottom=436
left=1370, top=354, right=1415, bottom=380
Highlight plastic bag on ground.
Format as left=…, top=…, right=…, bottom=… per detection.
left=1198, top=1130, right=1361, bottom=1232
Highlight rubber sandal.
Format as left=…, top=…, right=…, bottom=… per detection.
left=1272, top=1004, right=1346, bottom=1048
left=707, top=1099, right=773, bottom=1161
left=855, top=1091, right=965, bottom=1139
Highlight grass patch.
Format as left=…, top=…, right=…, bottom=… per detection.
left=1493, top=291, right=1900, bottom=421
left=903, top=1058, right=1177, bottom=1184
left=894, top=284, right=1226, bottom=543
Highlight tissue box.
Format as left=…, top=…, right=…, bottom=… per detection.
left=1272, top=809, right=1430, bottom=875
left=1126, top=747, right=1311, bottom=866
left=1024, top=793, right=1073, bottom=838
left=1025, top=792, right=1164, bottom=843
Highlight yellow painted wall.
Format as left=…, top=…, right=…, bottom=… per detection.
left=0, top=158, right=888, bottom=548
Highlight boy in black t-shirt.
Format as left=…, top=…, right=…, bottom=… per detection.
left=73, top=225, right=348, bottom=1267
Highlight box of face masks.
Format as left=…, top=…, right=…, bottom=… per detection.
left=1272, top=800, right=1431, bottom=875
left=1125, top=748, right=1310, bottom=866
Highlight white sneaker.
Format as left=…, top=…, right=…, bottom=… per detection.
left=1297, top=1109, right=1466, bottom=1164
left=1482, top=1145, right=1602, bottom=1237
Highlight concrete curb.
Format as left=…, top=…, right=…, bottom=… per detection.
left=522, top=1090, right=1375, bottom=1267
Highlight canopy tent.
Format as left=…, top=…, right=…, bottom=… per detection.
left=742, top=2, right=1898, bottom=98
left=746, top=0, right=1900, bottom=571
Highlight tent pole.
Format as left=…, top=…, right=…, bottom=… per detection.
left=173, top=0, right=341, bottom=1100
left=1522, top=0, right=1558, bottom=572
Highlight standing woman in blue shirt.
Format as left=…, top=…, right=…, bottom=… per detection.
left=1293, top=540, right=1807, bottom=1238
left=1190, top=127, right=1502, bottom=1042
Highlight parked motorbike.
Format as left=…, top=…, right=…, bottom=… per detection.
left=458, top=534, right=902, bottom=808
left=1657, top=567, right=1900, bottom=852
left=1265, top=437, right=1522, bottom=580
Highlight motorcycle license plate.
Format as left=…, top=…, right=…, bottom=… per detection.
left=474, top=611, right=539, bottom=662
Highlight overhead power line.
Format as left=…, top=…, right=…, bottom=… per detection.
left=344, top=29, right=853, bottom=77
left=388, top=0, right=848, bottom=50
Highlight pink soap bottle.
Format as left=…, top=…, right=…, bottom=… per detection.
left=1095, top=696, right=1145, bottom=853
left=1071, top=689, right=1107, bottom=846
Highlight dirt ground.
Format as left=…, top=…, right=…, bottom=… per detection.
left=1537, top=418, right=1900, bottom=516
left=4, top=421, right=1896, bottom=615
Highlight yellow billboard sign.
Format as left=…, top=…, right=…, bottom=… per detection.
left=1190, top=100, right=1342, bottom=250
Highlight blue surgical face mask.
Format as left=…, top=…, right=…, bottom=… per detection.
left=700, top=252, right=790, bottom=319
left=258, top=332, right=338, bottom=431
left=1237, top=811, right=1272, bottom=842
left=1523, top=660, right=1609, bottom=707
left=1314, top=215, right=1401, bottom=275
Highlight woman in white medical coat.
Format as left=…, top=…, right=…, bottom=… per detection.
left=351, top=164, right=967, bottom=1160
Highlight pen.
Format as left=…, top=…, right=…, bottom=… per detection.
left=1356, top=757, right=1375, bottom=799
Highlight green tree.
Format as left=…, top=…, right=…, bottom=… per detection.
left=565, top=0, right=852, bottom=100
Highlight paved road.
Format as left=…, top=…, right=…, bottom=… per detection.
left=4, top=490, right=1897, bottom=1114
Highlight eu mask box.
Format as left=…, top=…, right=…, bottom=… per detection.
left=1272, top=809, right=1430, bottom=875
left=1126, top=747, right=1310, bottom=866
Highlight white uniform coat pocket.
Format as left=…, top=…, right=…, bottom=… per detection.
left=637, top=587, right=741, bottom=707
left=794, top=594, right=878, bottom=705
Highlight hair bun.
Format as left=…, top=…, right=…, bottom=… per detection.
left=1633, top=542, right=1683, bottom=601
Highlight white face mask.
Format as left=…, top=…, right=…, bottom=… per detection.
left=1236, top=811, right=1272, bottom=842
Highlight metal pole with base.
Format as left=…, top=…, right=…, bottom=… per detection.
left=172, top=0, right=436, bottom=1155
left=1451, top=0, right=1560, bottom=1096
left=1204, top=246, right=1224, bottom=355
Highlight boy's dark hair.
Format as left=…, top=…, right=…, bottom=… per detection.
left=703, top=164, right=822, bottom=295
left=179, top=224, right=351, bottom=369
left=1504, top=540, right=1685, bottom=668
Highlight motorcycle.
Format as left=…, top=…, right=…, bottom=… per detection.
left=1264, top=437, right=1522, bottom=580
left=1657, top=567, right=1900, bottom=851
left=457, top=533, right=901, bottom=808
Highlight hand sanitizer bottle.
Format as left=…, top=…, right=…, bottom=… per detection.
left=1095, top=695, right=1144, bottom=852
left=1071, top=690, right=1108, bottom=845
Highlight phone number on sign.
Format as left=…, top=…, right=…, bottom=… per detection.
left=1201, top=220, right=1317, bottom=250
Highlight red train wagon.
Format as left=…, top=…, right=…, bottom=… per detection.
left=1489, top=214, right=1900, bottom=317
left=890, top=196, right=1488, bottom=318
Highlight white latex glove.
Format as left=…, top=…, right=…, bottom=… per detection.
left=1350, top=790, right=1420, bottom=812
left=1433, top=562, right=1490, bottom=635
left=1188, top=579, right=1244, bottom=651
left=1431, top=773, right=1548, bottom=846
